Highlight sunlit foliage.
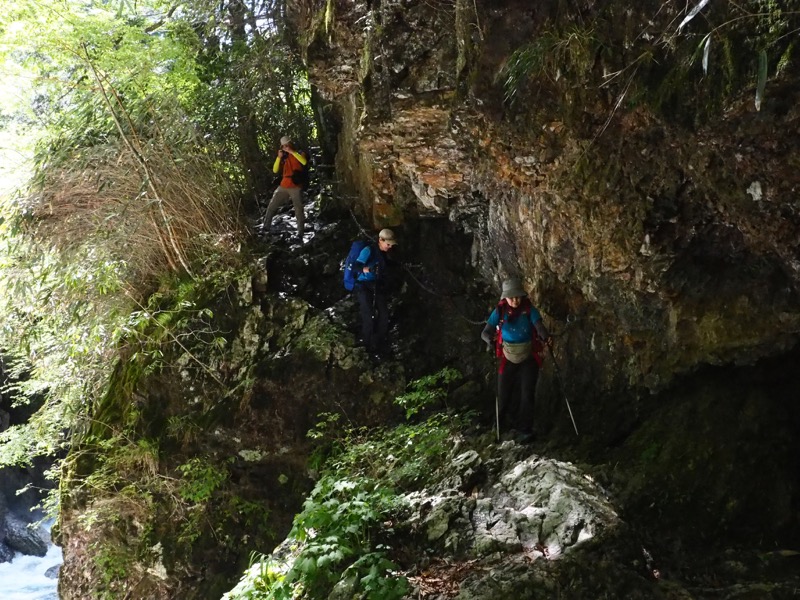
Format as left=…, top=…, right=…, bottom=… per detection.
left=0, top=0, right=313, bottom=477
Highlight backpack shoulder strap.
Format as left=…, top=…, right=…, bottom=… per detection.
left=496, top=300, right=509, bottom=325
left=495, top=301, right=506, bottom=357
left=368, top=242, right=386, bottom=276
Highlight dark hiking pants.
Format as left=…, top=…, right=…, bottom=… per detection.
left=356, top=283, right=389, bottom=353
left=498, top=357, right=539, bottom=433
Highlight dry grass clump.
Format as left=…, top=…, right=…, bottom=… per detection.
left=26, top=136, right=246, bottom=287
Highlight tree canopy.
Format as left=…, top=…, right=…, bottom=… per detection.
left=0, top=0, right=314, bottom=468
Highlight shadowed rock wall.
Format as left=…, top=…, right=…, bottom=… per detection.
left=288, top=0, right=800, bottom=407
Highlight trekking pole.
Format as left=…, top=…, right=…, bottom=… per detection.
left=547, top=346, right=579, bottom=436
left=494, top=350, right=500, bottom=443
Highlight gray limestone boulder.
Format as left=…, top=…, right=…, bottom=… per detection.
left=408, top=446, right=619, bottom=561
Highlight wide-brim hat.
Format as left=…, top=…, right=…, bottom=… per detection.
left=280, top=136, right=292, bottom=145
left=379, top=228, right=398, bottom=246
left=500, top=278, right=527, bottom=299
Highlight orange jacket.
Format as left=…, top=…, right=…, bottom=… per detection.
left=273, top=150, right=307, bottom=189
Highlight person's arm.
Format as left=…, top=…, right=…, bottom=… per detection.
left=482, top=309, right=500, bottom=349
left=355, top=246, right=372, bottom=273
left=532, top=317, right=553, bottom=347
left=272, top=154, right=282, bottom=174
left=534, top=319, right=550, bottom=340
left=528, top=306, right=552, bottom=345
left=289, top=150, right=307, bottom=166
left=481, top=323, right=494, bottom=347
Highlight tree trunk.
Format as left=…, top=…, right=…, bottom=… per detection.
left=230, top=0, right=271, bottom=213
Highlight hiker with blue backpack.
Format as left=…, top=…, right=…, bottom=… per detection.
left=481, top=278, right=553, bottom=443
left=343, top=229, right=398, bottom=360
left=263, top=136, right=308, bottom=238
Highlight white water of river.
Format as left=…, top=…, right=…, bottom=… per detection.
left=0, top=542, right=62, bottom=600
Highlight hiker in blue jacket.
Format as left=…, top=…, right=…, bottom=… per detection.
left=354, top=229, right=398, bottom=359
left=481, top=278, right=552, bottom=442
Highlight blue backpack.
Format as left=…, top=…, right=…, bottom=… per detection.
left=343, top=240, right=370, bottom=291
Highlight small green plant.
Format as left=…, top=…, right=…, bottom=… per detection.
left=294, top=315, right=341, bottom=360
left=229, top=496, right=273, bottom=534
left=92, top=541, right=130, bottom=597
left=177, top=505, right=205, bottom=547
left=177, top=456, right=230, bottom=503
left=223, top=552, right=291, bottom=599
left=306, top=411, right=343, bottom=441
left=166, top=414, right=204, bottom=447
left=395, top=366, right=461, bottom=419
left=498, top=27, right=596, bottom=105
left=253, top=475, right=409, bottom=600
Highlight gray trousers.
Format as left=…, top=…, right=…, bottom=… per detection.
left=264, top=186, right=304, bottom=235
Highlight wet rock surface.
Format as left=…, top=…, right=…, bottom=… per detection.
left=408, top=446, right=619, bottom=559
left=399, top=438, right=800, bottom=599
left=4, top=515, right=48, bottom=557
left=45, top=564, right=60, bottom=578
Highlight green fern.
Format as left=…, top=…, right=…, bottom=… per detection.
left=498, top=27, right=595, bottom=105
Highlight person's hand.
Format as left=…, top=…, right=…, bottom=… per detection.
left=362, top=266, right=370, bottom=273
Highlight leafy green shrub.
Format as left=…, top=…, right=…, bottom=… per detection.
left=326, top=415, right=468, bottom=491
left=227, top=365, right=479, bottom=599
left=177, top=456, right=230, bottom=503
left=395, top=366, right=461, bottom=419
left=286, top=476, right=407, bottom=599
left=226, top=476, right=408, bottom=600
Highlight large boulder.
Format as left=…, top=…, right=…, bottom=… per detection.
left=407, top=444, right=620, bottom=560
left=4, top=515, right=48, bottom=557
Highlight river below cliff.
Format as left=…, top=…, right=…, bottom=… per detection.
left=0, top=526, right=61, bottom=600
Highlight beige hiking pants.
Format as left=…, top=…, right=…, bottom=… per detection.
left=264, top=186, right=304, bottom=235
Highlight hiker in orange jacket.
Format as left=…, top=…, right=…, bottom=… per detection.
left=264, top=136, right=307, bottom=237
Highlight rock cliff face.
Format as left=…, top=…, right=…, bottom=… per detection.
left=53, top=2, right=800, bottom=598
left=53, top=264, right=421, bottom=599
left=290, top=0, right=800, bottom=406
